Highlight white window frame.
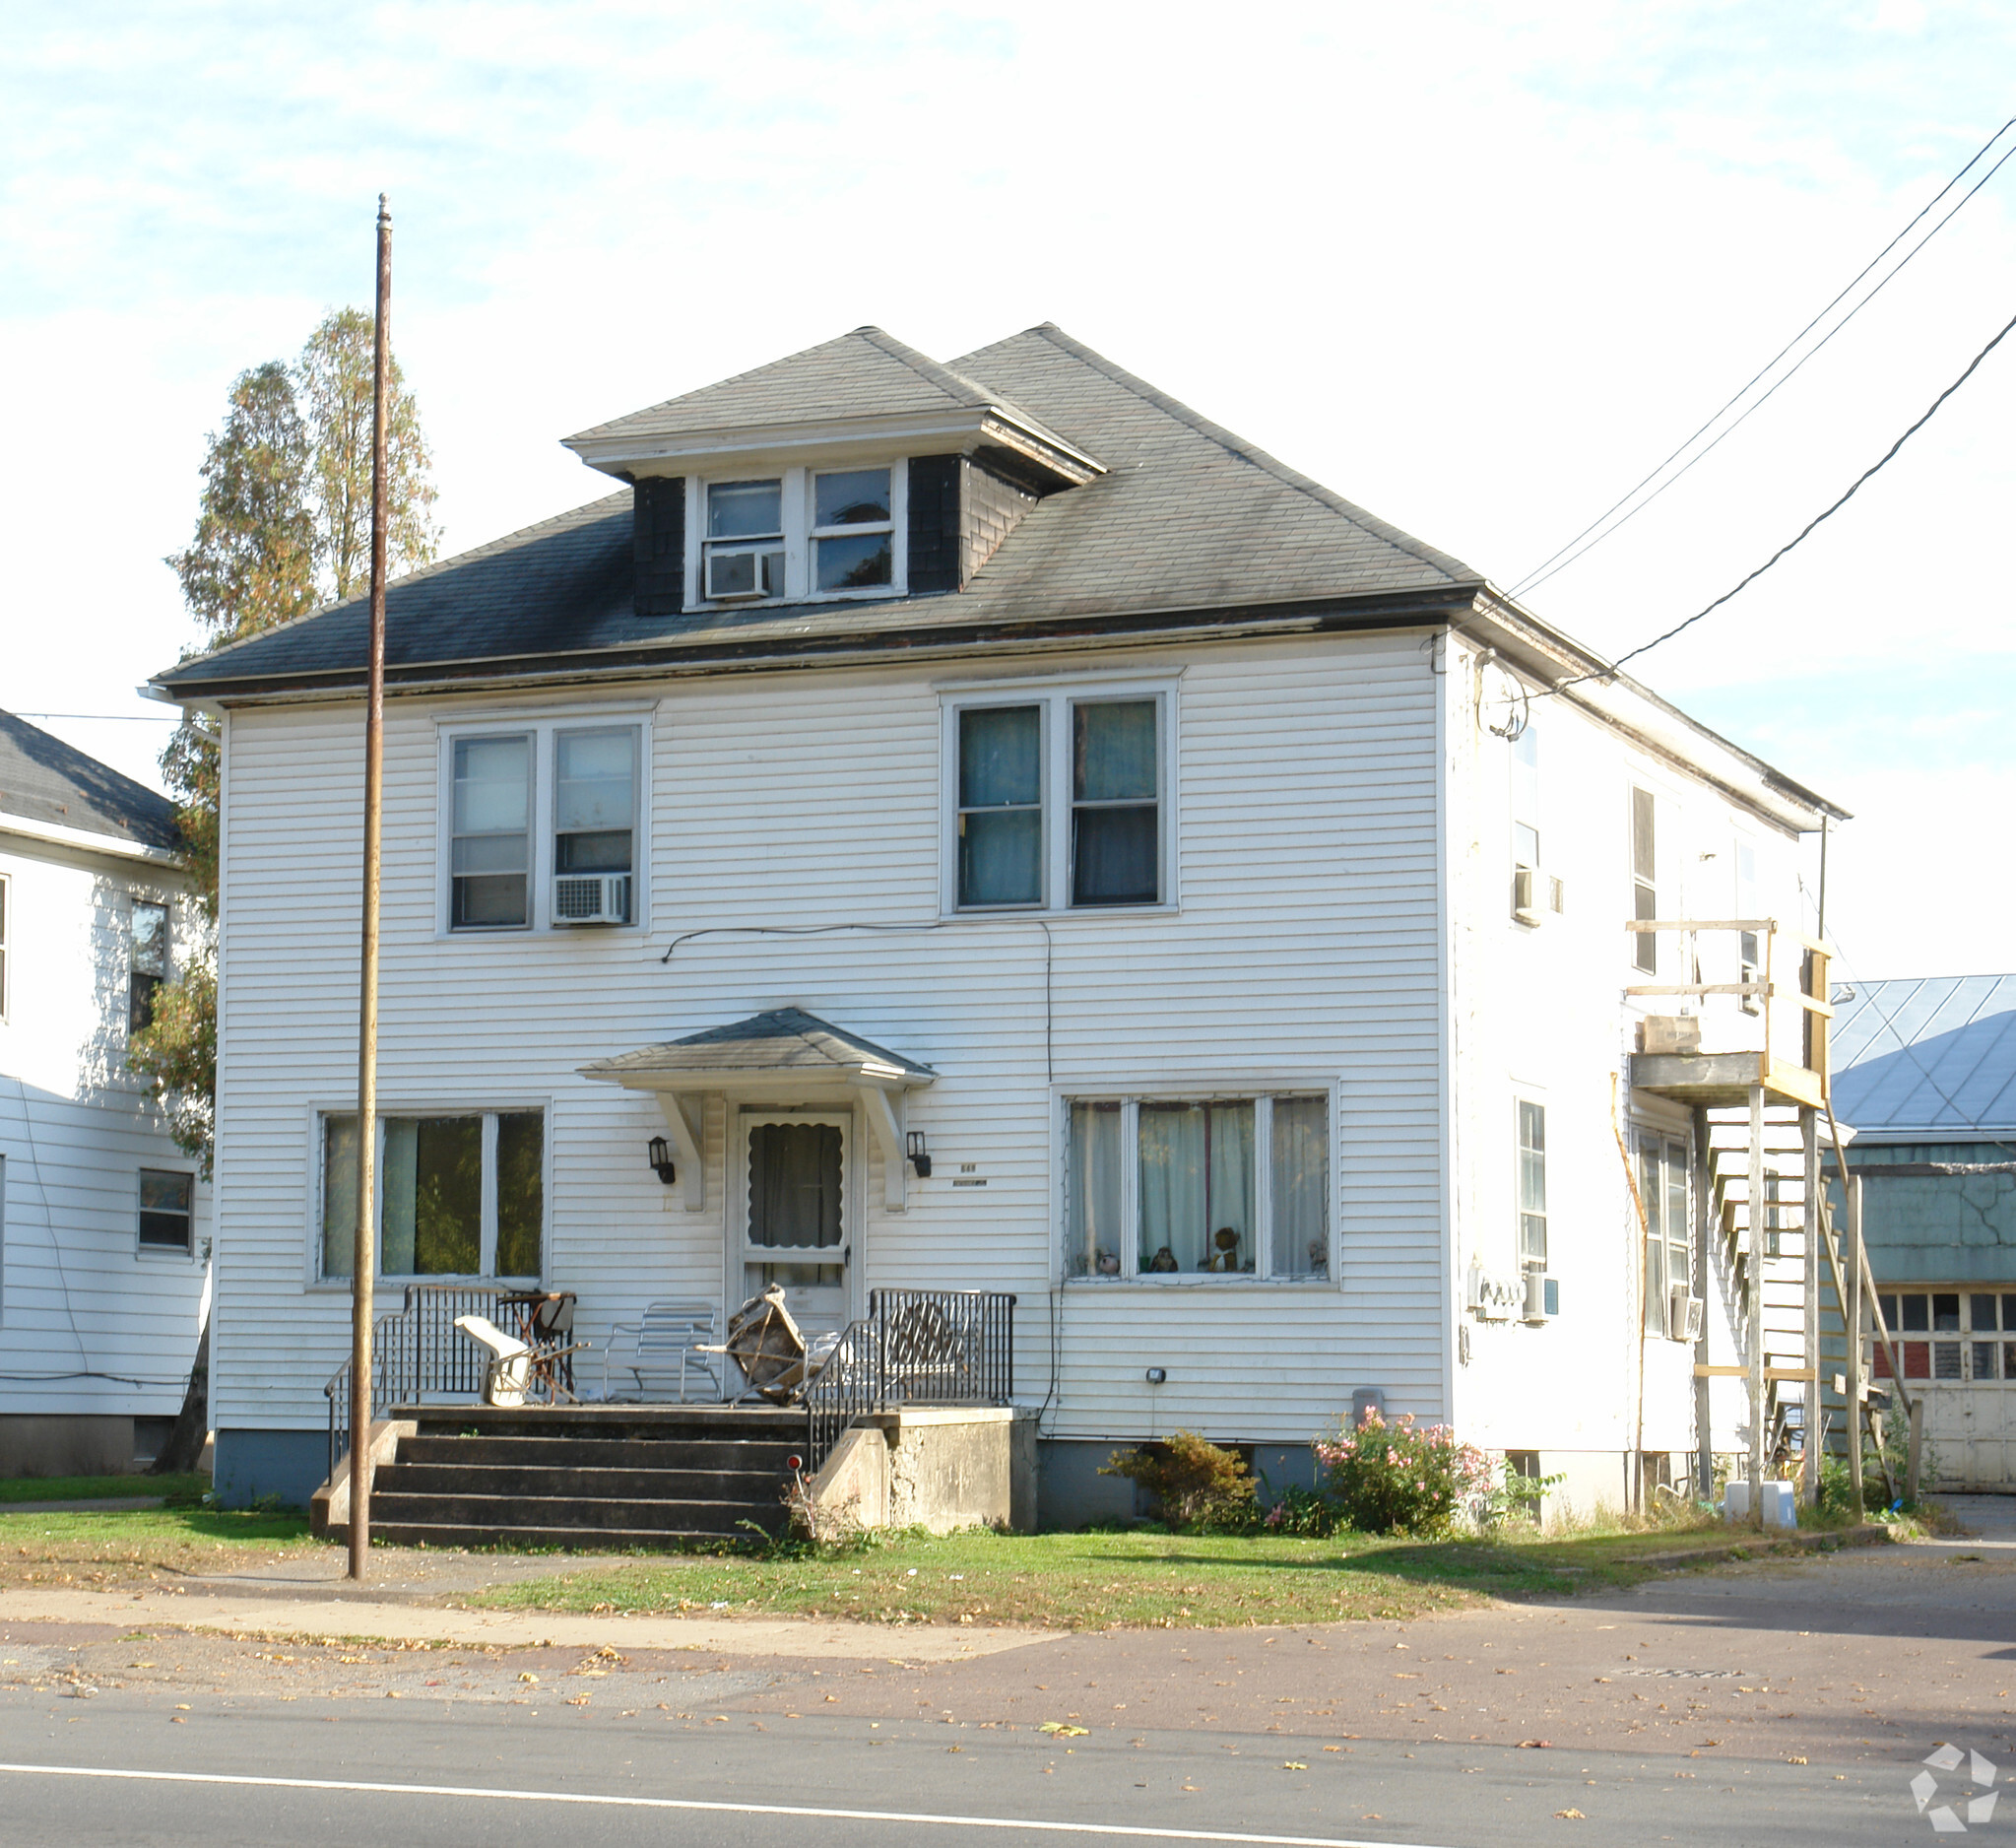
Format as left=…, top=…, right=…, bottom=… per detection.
left=684, top=461, right=909, bottom=610
left=434, top=708, right=652, bottom=937
left=1635, top=1124, right=1691, bottom=1334
left=1517, top=1093, right=1548, bottom=1271
left=1055, top=1082, right=1337, bottom=1287
left=137, top=1163, right=197, bottom=1258
left=307, top=1101, right=553, bottom=1288
left=1630, top=784, right=1658, bottom=975
left=0, top=868, right=10, bottom=1022
left=939, top=675, right=1180, bottom=917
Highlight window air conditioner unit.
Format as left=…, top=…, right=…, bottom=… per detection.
left=553, top=874, right=631, bottom=925
left=1512, top=868, right=1566, bottom=925
left=1522, top=1269, right=1556, bottom=1323
left=1667, top=1284, right=1703, bottom=1343
left=705, top=549, right=774, bottom=601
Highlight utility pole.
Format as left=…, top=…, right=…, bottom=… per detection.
left=348, top=194, right=393, bottom=1582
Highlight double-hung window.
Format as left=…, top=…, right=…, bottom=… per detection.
left=138, top=1167, right=194, bottom=1252
left=1511, top=724, right=1540, bottom=874
left=1637, top=1131, right=1691, bottom=1334
left=946, top=685, right=1172, bottom=913
left=129, top=897, right=169, bottom=1035
left=1518, top=1099, right=1548, bottom=1268
left=442, top=717, right=645, bottom=933
left=319, top=1108, right=545, bottom=1282
left=692, top=465, right=906, bottom=605
left=1630, top=786, right=1658, bottom=974
left=1064, top=1091, right=1330, bottom=1282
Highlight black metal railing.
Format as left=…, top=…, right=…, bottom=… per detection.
left=805, top=1288, right=1016, bottom=1469
left=324, top=1283, right=524, bottom=1482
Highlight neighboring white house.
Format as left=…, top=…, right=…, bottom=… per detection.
left=0, top=710, right=210, bottom=1475
left=154, top=324, right=1846, bottom=1515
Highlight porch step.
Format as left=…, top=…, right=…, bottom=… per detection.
left=342, top=1402, right=806, bottom=1551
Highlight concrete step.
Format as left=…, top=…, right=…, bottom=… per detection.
left=395, top=1405, right=802, bottom=1443
left=375, top=1462, right=786, bottom=1501
left=368, top=1491, right=772, bottom=1535
left=396, top=1434, right=801, bottom=1473
left=333, top=1520, right=782, bottom=1550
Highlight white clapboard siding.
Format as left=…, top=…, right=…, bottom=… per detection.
left=212, top=632, right=1452, bottom=1442
left=0, top=836, right=209, bottom=1417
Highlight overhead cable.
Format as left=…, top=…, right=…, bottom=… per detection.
left=1540, top=296, right=2016, bottom=694
left=1511, top=115, right=2016, bottom=599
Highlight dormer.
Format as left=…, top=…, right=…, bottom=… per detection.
left=562, top=326, right=1104, bottom=620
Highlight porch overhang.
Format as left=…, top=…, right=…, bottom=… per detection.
left=579, top=1008, right=937, bottom=1213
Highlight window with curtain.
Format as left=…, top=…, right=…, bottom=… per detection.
left=451, top=734, right=532, bottom=929
left=321, top=1109, right=544, bottom=1281
left=1064, top=1093, right=1330, bottom=1282
left=957, top=704, right=1042, bottom=907
left=1072, top=699, right=1158, bottom=906
left=554, top=728, right=636, bottom=887
left=747, top=1121, right=844, bottom=1291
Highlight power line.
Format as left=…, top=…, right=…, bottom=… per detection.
left=1541, top=296, right=2016, bottom=694
left=1511, top=115, right=2016, bottom=599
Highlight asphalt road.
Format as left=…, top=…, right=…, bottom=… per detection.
left=0, top=1692, right=1910, bottom=1848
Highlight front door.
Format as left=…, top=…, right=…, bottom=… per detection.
left=738, top=1110, right=853, bottom=1340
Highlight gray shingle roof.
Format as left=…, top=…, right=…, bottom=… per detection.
left=567, top=325, right=1028, bottom=443
left=579, top=1009, right=936, bottom=1085
left=1831, top=975, right=2016, bottom=1141
left=156, top=322, right=1483, bottom=697
left=0, top=710, right=179, bottom=850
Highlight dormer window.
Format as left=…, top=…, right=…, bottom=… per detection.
left=703, top=479, right=785, bottom=601
left=686, top=462, right=910, bottom=607
left=813, top=468, right=893, bottom=591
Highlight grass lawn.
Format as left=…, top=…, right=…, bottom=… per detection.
left=464, top=1517, right=1815, bottom=1630
left=0, top=1473, right=210, bottom=1505
left=0, top=1496, right=313, bottom=1590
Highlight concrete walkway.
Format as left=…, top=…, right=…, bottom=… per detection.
left=1939, top=1492, right=2016, bottom=1547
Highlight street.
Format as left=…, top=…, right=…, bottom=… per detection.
left=1, top=1504, right=2009, bottom=1846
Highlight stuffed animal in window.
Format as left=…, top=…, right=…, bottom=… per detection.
left=1095, top=1248, right=1121, bottom=1275
left=1207, top=1226, right=1241, bottom=1273
left=1147, top=1245, right=1179, bottom=1273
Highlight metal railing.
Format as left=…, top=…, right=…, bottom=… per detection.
left=324, top=1283, right=518, bottom=1482
left=805, top=1288, right=1016, bottom=1469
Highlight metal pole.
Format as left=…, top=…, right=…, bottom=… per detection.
left=1845, top=1172, right=1864, bottom=1515
left=348, top=194, right=393, bottom=1582
left=1746, top=1084, right=1766, bottom=1526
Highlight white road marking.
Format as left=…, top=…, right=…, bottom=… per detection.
left=0, top=1761, right=1452, bottom=1848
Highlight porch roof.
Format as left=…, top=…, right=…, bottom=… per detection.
left=578, top=1008, right=937, bottom=1090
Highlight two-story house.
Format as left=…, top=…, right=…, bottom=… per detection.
left=0, top=711, right=210, bottom=1476
left=152, top=325, right=1845, bottom=1518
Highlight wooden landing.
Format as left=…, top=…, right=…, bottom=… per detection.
left=1629, top=1052, right=1824, bottom=1110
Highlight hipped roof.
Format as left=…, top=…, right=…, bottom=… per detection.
left=579, top=1009, right=936, bottom=1088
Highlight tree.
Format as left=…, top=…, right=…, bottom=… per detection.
left=130, top=319, right=440, bottom=1170
left=297, top=307, right=441, bottom=599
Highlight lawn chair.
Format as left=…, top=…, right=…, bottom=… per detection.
left=600, top=1300, right=723, bottom=1403
left=454, top=1313, right=534, bottom=1408
left=704, top=1285, right=844, bottom=1404
left=500, top=1290, right=586, bottom=1402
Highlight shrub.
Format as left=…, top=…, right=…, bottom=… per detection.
left=1314, top=1409, right=1493, bottom=1537
left=1100, top=1430, right=1259, bottom=1530
left=1262, top=1482, right=1340, bottom=1536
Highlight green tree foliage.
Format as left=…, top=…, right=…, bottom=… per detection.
left=130, top=316, right=440, bottom=1166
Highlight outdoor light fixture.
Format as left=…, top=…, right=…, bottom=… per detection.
left=906, top=1130, right=932, bottom=1177
left=646, top=1135, right=677, bottom=1185
left=1145, top=1366, right=1167, bottom=1385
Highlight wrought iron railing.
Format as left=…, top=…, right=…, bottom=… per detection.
left=805, top=1288, right=1016, bottom=1469
left=324, top=1283, right=521, bottom=1482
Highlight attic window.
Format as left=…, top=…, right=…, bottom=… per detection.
left=690, top=462, right=908, bottom=605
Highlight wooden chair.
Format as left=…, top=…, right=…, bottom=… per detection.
left=600, top=1301, right=723, bottom=1403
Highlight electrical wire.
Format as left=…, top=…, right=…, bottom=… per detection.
left=1511, top=115, right=2016, bottom=599
left=1540, top=297, right=2016, bottom=694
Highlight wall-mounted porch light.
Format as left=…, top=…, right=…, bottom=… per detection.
left=906, top=1131, right=932, bottom=1178
left=646, top=1134, right=677, bottom=1185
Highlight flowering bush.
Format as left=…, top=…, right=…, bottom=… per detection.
left=1312, top=1409, right=1494, bottom=1537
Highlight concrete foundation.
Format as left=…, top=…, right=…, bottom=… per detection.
left=0, top=1415, right=139, bottom=1479
left=804, top=1407, right=1038, bottom=1534
left=1034, top=1438, right=1321, bottom=1529
left=214, top=1428, right=328, bottom=1509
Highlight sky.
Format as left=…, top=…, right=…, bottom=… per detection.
left=5, top=0, right=2013, bottom=980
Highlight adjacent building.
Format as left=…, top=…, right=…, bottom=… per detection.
left=0, top=711, right=210, bottom=1475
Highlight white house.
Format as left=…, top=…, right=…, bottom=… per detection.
left=0, top=711, right=210, bottom=1476
left=153, top=325, right=1845, bottom=1517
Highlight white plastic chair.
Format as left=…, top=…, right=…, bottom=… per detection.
left=454, top=1313, right=534, bottom=1408
left=600, top=1300, right=723, bottom=1403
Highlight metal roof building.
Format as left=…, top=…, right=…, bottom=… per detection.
left=1830, top=975, right=2016, bottom=1146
